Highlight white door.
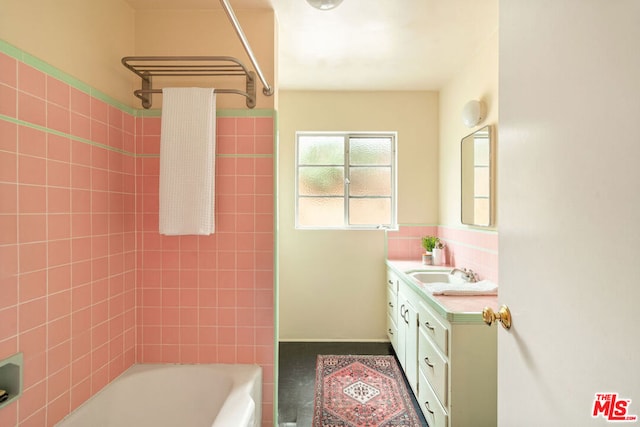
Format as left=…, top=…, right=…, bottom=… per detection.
left=499, top=1, right=640, bottom=426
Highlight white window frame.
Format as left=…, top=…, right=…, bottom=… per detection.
left=295, top=131, right=398, bottom=230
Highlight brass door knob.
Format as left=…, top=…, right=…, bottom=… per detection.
left=482, top=305, right=512, bottom=330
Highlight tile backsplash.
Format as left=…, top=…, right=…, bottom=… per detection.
left=387, top=225, right=498, bottom=282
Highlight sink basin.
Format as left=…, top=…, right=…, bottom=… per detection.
left=409, top=271, right=466, bottom=285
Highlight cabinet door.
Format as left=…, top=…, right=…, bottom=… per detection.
left=396, top=296, right=407, bottom=371
left=404, top=299, right=418, bottom=393
left=397, top=290, right=418, bottom=393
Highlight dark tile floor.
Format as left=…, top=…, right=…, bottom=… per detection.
left=277, top=341, right=428, bottom=427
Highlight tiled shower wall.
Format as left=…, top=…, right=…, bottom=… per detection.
left=0, top=44, right=275, bottom=427
left=387, top=225, right=498, bottom=282
left=0, top=50, right=136, bottom=426
left=135, top=114, right=275, bottom=425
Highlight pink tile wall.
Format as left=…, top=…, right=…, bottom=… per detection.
left=135, top=115, right=275, bottom=426
left=437, top=226, right=498, bottom=283
left=1, top=50, right=275, bottom=426
left=0, top=53, right=136, bottom=427
left=387, top=225, right=498, bottom=282
left=386, top=225, right=438, bottom=260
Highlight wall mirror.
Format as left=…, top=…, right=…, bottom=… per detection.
left=461, top=125, right=492, bottom=226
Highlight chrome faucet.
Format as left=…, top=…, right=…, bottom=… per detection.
left=449, top=267, right=479, bottom=283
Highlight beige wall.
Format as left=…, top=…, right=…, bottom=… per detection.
left=278, top=91, right=439, bottom=341
left=0, top=0, right=135, bottom=105
left=438, top=7, right=499, bottom=229
left=133, top=9, right=276, bottom=110
left=0, top=2, right=276, bottom=109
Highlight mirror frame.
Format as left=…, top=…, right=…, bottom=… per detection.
left=461, top=125, right=493, bottom=227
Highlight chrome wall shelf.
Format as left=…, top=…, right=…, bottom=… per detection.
left=121, top=56, right=257, bottom=109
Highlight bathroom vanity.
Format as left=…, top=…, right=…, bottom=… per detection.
left=386, top=260, right=497, bottom=427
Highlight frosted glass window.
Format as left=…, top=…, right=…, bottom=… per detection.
left=298, top=167, right=344, bottom=196
left=349, top=167, right=391, bottom=196
left=349, top=198, right=391, bottom=225
left=296, top=132, right=397, bottom=229
left=299, top=198, right=344, bottom=227
left=298, top=136, right=344, bottom=165
left=350, top=138, right=392, bottom=165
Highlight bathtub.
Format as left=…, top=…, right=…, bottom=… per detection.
left=56, top=364, right=262, bottom=427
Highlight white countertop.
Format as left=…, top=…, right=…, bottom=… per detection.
left=386, top=259, right=499, bottom=323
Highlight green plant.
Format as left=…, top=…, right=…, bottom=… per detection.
left=421, top=236, right=439, bottom=253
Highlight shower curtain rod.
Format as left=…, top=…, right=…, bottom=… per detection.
left=219, top=0, right=274, bottom=96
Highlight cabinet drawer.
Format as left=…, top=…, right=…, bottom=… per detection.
left=419, top=328, right=448, bottom=406
left=387, top=313, right=398, bottom=350
left=419, top=369, right=448, bottom=427
left=386, top=269, right=398, bottom=293
left=418, top=300, right=449, bottom=355
left=387, top=287, right=397, bottom=319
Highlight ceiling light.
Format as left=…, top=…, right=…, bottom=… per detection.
left=306, top=0, right=343, bottom=11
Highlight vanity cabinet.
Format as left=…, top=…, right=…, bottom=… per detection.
left=418, top=300, right=497, bottom=427
left=386, top=263, right=497, bottom=427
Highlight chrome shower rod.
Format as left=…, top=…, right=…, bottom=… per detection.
left=219, top=0, right=274, bottom=96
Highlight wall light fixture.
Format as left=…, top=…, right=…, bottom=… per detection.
left=462, top=100, right=486, bottom=128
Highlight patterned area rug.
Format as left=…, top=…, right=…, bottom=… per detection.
left=312, top=355, right=422, bottom=427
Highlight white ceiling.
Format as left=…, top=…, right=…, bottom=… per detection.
left=124, top=0, right=498, bottom=91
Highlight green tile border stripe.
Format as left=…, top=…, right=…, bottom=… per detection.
left=271, top=110, right=279, bottom=427
left=0, top=39, right=136, bottom=115
left=396, top=222, right=440, bottom=227
left=138, top=153, right=274, bottom=159
left=1, top=39, right=276, bottom=118
left=135, top=108, right=276, bottom=118
left=397, top=223, right=498, bottom=235
left=437, top=223, right=498, bottom=234
left=0, top=114, right=136, bottom=157
left=1, top=113, right=276, bottom=160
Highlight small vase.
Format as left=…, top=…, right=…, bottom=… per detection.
left=422, top=252, right=432, bottom=265
left=432, top=248, right=444, bottom=266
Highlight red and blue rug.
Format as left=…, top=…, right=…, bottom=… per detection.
left=312, top=355, right=422, bottom=427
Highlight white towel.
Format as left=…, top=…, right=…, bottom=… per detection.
left=424, top=280, right=498, bottom=296
left=159, top=87, right=216, bottom=235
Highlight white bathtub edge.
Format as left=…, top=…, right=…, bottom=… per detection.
left=212, top=364, right=262, bottom=427
left=55, top=363, right=263, bottom=427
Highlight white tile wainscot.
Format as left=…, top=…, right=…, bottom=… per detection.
left=386, top=260, right=498, bottom=427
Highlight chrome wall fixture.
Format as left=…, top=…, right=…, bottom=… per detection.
left=121, top=56, right=258, bottom=109
left=219, top=0, right=273, bottom=96
left=121, top=0, right=273, bottom=109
